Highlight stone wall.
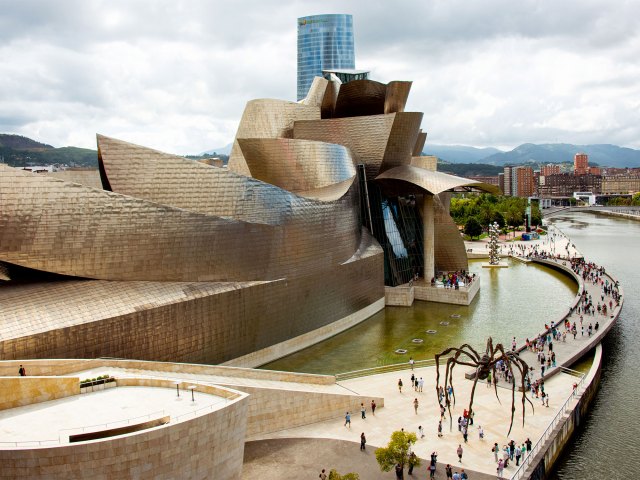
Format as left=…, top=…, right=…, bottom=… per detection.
left=0, top=376, right=79, bottom=411
left=0, top=382, right=248, bottom=479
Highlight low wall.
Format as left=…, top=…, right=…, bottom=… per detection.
left=240, top=385, right=384, bottom=440
left=224, top=297, right=386, bottom=368
left=0, top=376, right=79, bottom=411
left=414, top=278, right=480, bottom=305
left=385, top=286, right=414, bottom=306
left=0, top=379, right=249, bottom=479
left=0, top=358, right=337, bottom=386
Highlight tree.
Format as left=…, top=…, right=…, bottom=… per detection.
left=375, top=430, right=418, bottom=476
left=490, top=210, right=505, bottom=229
left=328, top=470, right=360, bottom=480
left=464, top=217, right=483, bottom=239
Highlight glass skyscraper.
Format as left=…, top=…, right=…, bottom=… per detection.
left=297, top=14, right=355, bottom=101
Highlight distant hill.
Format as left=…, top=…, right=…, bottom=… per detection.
left=201, top=143, right=233, bottom=156
left=0, top=134, right=97, bottom=168
left=481, top=143, right=640, bottom=168
left=422, top=145, right=502, bottom=163
left=0, top=134, right=53, bottom=151
left=437, top=162, right=503, bottom=177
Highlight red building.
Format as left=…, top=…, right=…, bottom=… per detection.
left=574, top=153, right=589, bottom=175
left=541, top=164, right=561, bottom=176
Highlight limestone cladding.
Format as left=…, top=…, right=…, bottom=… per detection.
left=0, top=377, right=79, bottom=411
left=0, top=394, right=248, bottom=480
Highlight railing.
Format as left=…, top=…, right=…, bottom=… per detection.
left=172, top=398, right=228, bottom=423
left=0, top=439, right=59, bottom=448
left=335, top=359, right=437, bottom=382
left=509, top=371, right=586, bottom=480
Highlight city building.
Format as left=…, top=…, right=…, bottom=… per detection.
left=502, top=165, right=534, bottom=197
left=541, top=164, right=561, bottom=176
left=0, top=74, right=496, bottom=369
left=574, top=153, right=589, bottom=175
left=538, top=173, right=602, bottom=197
left=297, top=14, right=355, bottom=100
left=601, top=174, right=640, bottom=194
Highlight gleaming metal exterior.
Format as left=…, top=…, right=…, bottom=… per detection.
left=0, top=73, right=498, bottom=362
left=297, top=14, right=355, bottom=101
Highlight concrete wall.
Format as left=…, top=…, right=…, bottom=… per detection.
left=414, top=279, right=479, bottom=306
left=0, top=377, right=79, bottom=411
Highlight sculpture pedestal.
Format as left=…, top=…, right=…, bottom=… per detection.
left=481, top=262, right=509, bottom=268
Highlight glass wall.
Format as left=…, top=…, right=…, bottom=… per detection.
left=297, top=14, right=355, bottom=100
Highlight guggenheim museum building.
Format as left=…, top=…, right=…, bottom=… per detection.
left=0, top=75, right=496, bottom=367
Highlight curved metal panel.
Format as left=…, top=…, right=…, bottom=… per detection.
left=384, top=81, right=412, bottom=114
left=0, top=165, right=361, bottom=282
left=412, top=131, right=427, bottom=157
left=333, top=79, right=387, bottom=118
left=237, top=138, right=356, bottom=199
left=375, top=165, right=502, bottom=196
left=378, top=112, right=423, bottom=172
left=434, top=193, right=469, bottom=273
left=302, top=77, right=329, bottom=107
left=228, top=99, right=320, bottom=176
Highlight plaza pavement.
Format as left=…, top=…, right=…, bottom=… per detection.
left=242, top=225, right=619, bottom=479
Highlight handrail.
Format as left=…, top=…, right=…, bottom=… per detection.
left=172, top=398, right=228, bottom=423
left=59, top=409, right=166, bottom=442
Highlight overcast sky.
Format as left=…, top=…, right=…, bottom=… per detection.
left=1, top=0, right=639, bottom=154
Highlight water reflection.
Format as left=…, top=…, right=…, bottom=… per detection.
left=263, top=257, right=577, bottom=374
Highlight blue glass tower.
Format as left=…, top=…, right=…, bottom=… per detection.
left=297, top=14, right=355, bottom=101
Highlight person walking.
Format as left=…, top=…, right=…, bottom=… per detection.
left=319, top=469, right=327, bottom=480
left=515, top=445, right=522, bottom=465
left=496, top=459, right=504, bottom=479
left=457, top=444, right=463, bottom=463
left=419, top=377, right=424, bottom=392
left=360, top=403, right=366, bottom=419
left=413, top=397, right=419, bottom=414
left=409, top=357, right=415, bottom=370
left=344, top=412, right=351, bottom=428
left=398, top=378, right=403, bottom=393
left=492, top=442, right=499, bottom=462
left=438, top=420, right=443, bottom=437
left=18, top=364, right=26, bottom=376
left=371, top=399, right=377, bottom=416
left=418, top=425, right=425, bottom=439
left=360, top=432, right=366, bottom=451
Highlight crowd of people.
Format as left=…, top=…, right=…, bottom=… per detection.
left=432, top=270, right=477, bottom=289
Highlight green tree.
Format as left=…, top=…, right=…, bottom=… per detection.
left=328, top=469, right=360, bottom=480
left=490, top=210, right=505, bottom=229
left=464, top=217, right=483, bottom=239
left=375, top=430, right=418, bottom=475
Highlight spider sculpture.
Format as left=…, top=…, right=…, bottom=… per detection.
left=435, top=337, right=534, bottom=436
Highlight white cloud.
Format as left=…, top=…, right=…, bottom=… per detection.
left=1, top=0, right=638, bottom=153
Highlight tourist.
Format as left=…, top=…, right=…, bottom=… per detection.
left=414, top=398, right=419, bottom=414
left=438, top=420, right=443, bottom=437
left=419, top=377, right=424, bottom=392
left=18, top=364, right=26, bottom=376
left=409, top=357, right=415, bottom=370
left=360, top=403, right=366, bottom=419
left=525, top=438, right=532, bottom=452
left=440, top=404, right=446, bottom=420
left=371, top=399, right=376, bottom=416
left=415, top=377, right=419, bottom=391
left=478, top=425, right=484, bottom=439
left=460, top=469, right=468, bottom=480
left=344, top=412, right=351, bottom=428
left=487, top=370, right=492, bottom=387
left=395, top=463, right=403, bottom=479
left=408, top=452, right=417, bottom=475
left=398, top=378, right=403, bottom=393
left=446, top=464, right=453, bottom=480
left=457, top=444, right=463, bottom=462
left=497, top=459, right=504, bottom=479
left=492, top=443, right=499, bottom=462
left=515, top=445, right=522, bottom=465
left=319, top=469, right=327, bottom=480
left=360, top=432, right=366, bottom=450
left=462, top=425, right=468, bottom=443
left=419, top=425, right=425, bottom=439
left=452, top=471, right=461, bottom=480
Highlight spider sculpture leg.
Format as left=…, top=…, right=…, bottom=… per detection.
left=494, top=343, right=524, bottom=437
left=488, top=338, right=502, bottom=404
left=507, top=354, right=535, bottom=430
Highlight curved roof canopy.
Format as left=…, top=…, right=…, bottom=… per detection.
left=375, top=165, right=501, bottom=196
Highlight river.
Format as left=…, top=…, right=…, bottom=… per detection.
left=547, top=211, right=640, bottom=478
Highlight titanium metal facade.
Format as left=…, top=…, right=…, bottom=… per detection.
left=297, top=14, right=355, bottom=101
left=0, top=73, right=497, bottom=363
